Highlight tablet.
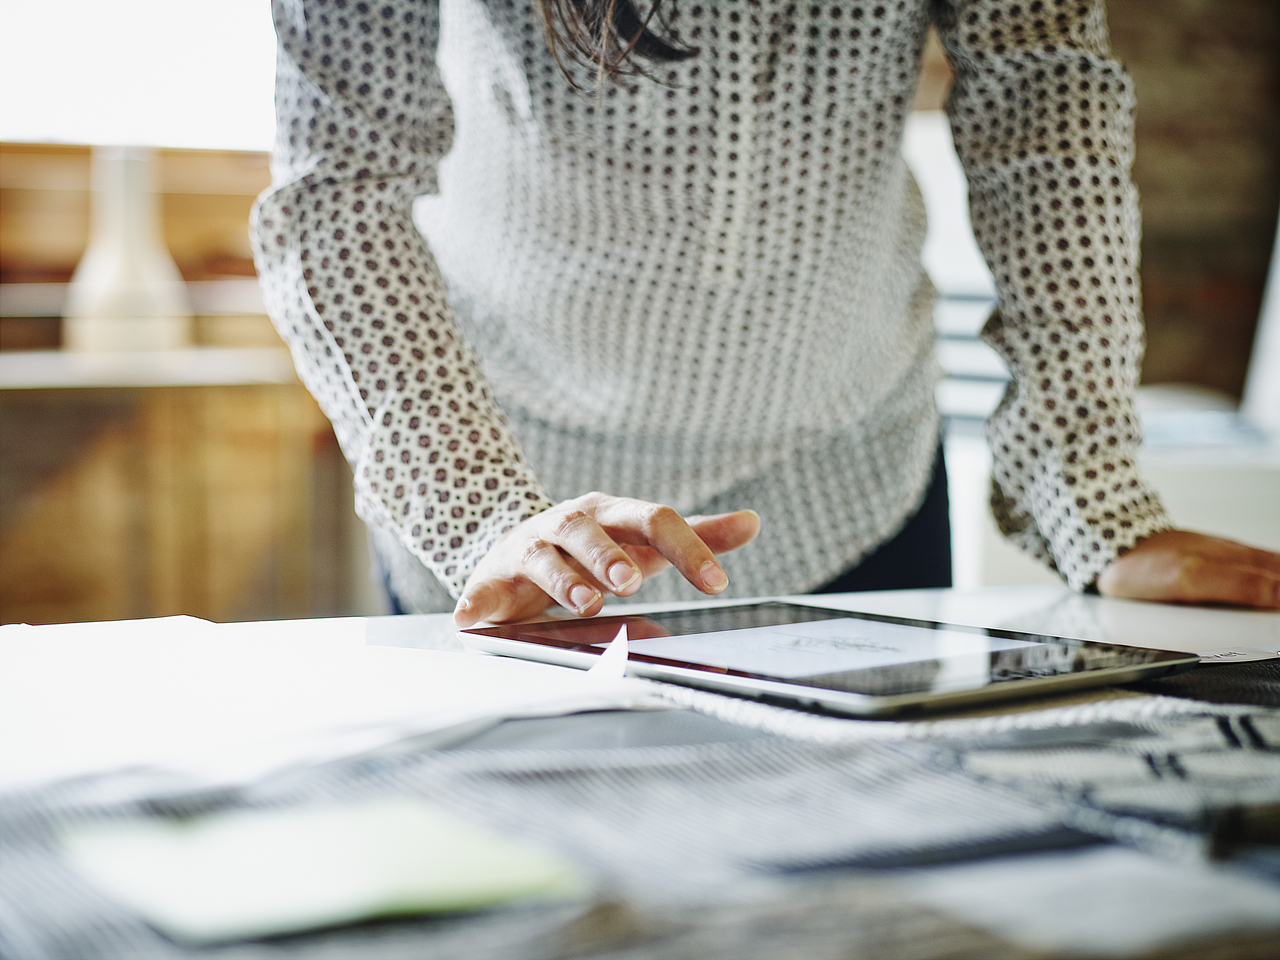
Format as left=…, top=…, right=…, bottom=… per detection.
left=459, top=601, right=1199, bottom=717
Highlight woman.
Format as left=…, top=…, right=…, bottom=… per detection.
left=253, top=0, right=1280, bottom=624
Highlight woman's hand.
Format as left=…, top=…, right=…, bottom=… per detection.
left=1097, top=529, right=1280, bottom=608
left=453, top=493, right=761, bottom=626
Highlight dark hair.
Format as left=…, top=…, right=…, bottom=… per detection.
left=536, top=0, right=697, bottom=86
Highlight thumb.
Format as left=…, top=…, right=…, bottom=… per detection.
left=454, top=578, right=554, bottom=626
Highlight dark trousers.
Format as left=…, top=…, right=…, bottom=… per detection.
left=812, top=445, right=952, bottom=594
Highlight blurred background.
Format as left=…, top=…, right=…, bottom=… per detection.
left=1, top=0, right=1277, bottom=624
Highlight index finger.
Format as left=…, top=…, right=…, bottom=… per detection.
left=592, top=498, right=729, bottom=595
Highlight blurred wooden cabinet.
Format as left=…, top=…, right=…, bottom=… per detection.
left=0, top=142, right=382, bottom=624
left=0, top=380, right=378, bottom=624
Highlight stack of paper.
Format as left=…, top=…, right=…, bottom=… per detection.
left=0, top=616, right=659, bottom=795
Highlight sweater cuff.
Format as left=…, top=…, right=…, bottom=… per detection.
left=991, top=458, right=1173, bottom=593
left=432, top=491, right=556, bottom=598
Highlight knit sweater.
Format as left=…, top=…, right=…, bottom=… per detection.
left=252, top=0, right=1171, bottom=611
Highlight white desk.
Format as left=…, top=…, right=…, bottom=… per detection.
left=3, top=588, right=1279, bottom=960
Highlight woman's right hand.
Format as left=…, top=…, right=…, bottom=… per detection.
left=452, top=493, right=761, bottom=626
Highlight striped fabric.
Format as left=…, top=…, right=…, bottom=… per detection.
left=3, top=667, right=1279, bottom=959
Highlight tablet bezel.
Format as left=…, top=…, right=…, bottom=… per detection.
left=458, top=601, right=1199, bottom=717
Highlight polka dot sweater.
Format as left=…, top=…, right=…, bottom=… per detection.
left=252, top=0, right=1170, bottom=611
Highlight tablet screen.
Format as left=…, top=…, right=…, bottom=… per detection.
left=618, top=619, right=1036, bottom=677
left=492, top=602, right=1185, bottom=699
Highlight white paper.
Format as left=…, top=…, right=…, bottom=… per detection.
left=0, top=617, right=664, bottom=795
left=910, top=846, right=1280, bottom=956
left=587, top=624, right=630, bottom=680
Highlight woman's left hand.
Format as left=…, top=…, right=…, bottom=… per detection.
left=1097, top=529, right=1280, bottom=608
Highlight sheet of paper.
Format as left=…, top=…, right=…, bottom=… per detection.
left=587, top=624, right=630, bottom=680
left=908, top=845, right=1280, bottom=956
left=0, top=617, right=665, bottom=796
left=59, top=798, right=587, bottom=943
left=620, top=618, right=1035, bottom=678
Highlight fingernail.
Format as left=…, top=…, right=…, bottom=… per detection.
left=608, top=561, right=640, bottom=592
left=700, top=560, right=728, bottom=592
left=453, top=597, right=476, bottom=626
left=569, top=583, right=599, bottom=614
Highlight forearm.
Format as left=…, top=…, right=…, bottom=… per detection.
left=936, top=0, right=1172, bottom=588
left=252, top=0, right=554, bottom=596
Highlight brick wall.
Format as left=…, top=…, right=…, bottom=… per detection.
left=1108, top=0, right=1280, bottom=397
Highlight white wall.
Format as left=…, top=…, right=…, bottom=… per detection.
left=0, top=0, right=276, bottom=151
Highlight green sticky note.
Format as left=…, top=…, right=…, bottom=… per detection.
left=59, top=798, right=588, bottom=943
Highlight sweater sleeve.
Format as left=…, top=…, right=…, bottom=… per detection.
left=251, top=0, right=554, bottom=597
left=933, top=0, right=1172, bottom=590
